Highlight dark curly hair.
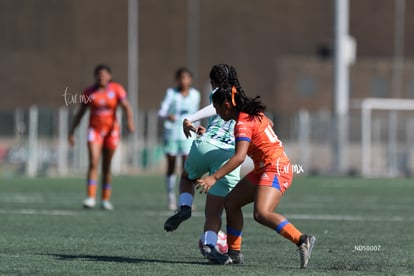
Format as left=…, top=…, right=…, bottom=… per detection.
left=210, top=64, right=265, bottom=117
left=94, top=64, right=112, bottom=76
left=175, top=67, right=193, bottom=80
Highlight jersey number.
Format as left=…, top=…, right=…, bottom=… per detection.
left=264, top=125, right=280, bottom=144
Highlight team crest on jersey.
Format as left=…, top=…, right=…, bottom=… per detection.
left=107, top=91, right=115, bottom=98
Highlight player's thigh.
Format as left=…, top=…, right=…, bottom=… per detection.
left=102, top=147, right=116, bottom=171
left=103, top=126, right=120, bottom=150
left=184, top=140, right=212, bottom=180
left=254, top=185, right=283, bottom=214
left=87, top=142, right=102, bottom=167
left=225, top=176, right=256, bottom=209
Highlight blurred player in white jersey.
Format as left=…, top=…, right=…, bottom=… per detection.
left=158, top=68, right=200, bottom=210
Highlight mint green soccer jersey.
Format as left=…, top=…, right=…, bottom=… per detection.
left=200, top=115, right=236, bottom=151
left=159, top=87, right=201, bottom=141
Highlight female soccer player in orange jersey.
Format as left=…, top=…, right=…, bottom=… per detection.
left=196, top=66, right=316, bottom=267
left=68, top=64, right=135, bottom=210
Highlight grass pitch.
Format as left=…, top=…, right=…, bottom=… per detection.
left=0, top=175, right=413, bottom=275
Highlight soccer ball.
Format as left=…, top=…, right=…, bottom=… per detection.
left=198, top=230, right=228, bottom=254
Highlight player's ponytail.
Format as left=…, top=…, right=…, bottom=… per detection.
left=210, top=64, right=265, bottom=117
left=212, top=86, right=266, bottom=117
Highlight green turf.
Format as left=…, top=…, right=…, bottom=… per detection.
left=0, top=176, right=413, bottom=275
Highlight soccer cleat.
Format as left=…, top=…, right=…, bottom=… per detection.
left=298, top=234, right=316, bottom=268
left=227, top=249, right=244, bottom=264
left=163, top=205, right=191, bottom=232
left=199, top=244, right=208, bottom=257
left=101, top=200, right=114, bottom=211
left=203, top=245, right=232, bottom=265
left=82, top=197, right=96, bottom=209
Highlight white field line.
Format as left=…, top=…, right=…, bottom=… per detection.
left=140, top=211, right=414, bottom=222
left=0, top=208, right=413, bottom=222
left=0, top=194, right=45, bottom=204
left=0, top=209, right=77, bottom=216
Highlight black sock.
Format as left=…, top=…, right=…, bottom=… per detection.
left=296, top=234, right=306, bottom=247
left=228, top=249, right=240, bottom=254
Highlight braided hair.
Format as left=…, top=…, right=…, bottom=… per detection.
left=210, top=64, right=265, bottom=117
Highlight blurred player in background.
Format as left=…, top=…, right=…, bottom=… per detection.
left=164, top=64, right=240, bottom=263
left=68, top=64, right=135, bottom=210
left=158, top=68, right=200, bottom=210
left=196, top=71, right=316, bottom=267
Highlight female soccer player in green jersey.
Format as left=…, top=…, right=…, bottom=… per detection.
left=164, top=64, right=242, bottom=264
left=158, top=68, right=201, bottom=210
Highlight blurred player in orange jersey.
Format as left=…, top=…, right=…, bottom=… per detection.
left=68, top=64, right=135, bottom=210
left=196, top=68, right=315, bottom=268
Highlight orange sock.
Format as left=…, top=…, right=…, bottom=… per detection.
left=276, top=220, right=302, bottom=244
left=227, top=226, right=242, bottom=251
left=87, top=180, right=97, bottom=198
left=102, top=184, right=112, bottom=201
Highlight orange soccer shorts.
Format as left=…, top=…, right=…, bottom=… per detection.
left=246, top=163, right=293, bottom=194
left=87, top=125, right=120, bottom=150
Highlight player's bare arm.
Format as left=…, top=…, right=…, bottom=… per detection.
left=120, top=99, right=135, bottom=133
left=68, top=104, right=88, bottom=146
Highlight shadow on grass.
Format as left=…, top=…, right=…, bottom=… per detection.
left=42, top=253, right=210, bottom=265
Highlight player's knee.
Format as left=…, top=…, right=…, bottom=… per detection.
left=224, top=197, right=238, bottom=211
left=253, top=210, right=267, bottom=224
left=102, top=164, right=111, bottom=174
left=166, top=165, right=175, bottom=175
left=89, top=160, right=99, bottom=171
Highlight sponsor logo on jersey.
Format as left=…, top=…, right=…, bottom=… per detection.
left=260, top=173, right=269, bottom=180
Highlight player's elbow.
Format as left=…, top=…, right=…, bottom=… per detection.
left=232, top=154, right=246, bottom=166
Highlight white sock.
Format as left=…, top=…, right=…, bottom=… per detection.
left=202, top=231, right=218, bottom=246
left=179, top=192, right=193, bottom=207
left=166, top=175, right=176, bottom=198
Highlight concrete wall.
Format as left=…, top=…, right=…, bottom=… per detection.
left=1, top=0, right=414, bottom=110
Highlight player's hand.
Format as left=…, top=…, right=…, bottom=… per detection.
left=183, top=119, right=196, bottom=138
left=195, top=176, right=217, bottom=194
left=167, top=115, right=176, bottom=122
left=68, top=134, right=75, bottom=146
left=196, top=126, right=206, bottom=136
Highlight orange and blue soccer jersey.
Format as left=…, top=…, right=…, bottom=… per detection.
left=234, top=112, right=293, bottom=193
left=83, top=82, right=126, bottom=149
